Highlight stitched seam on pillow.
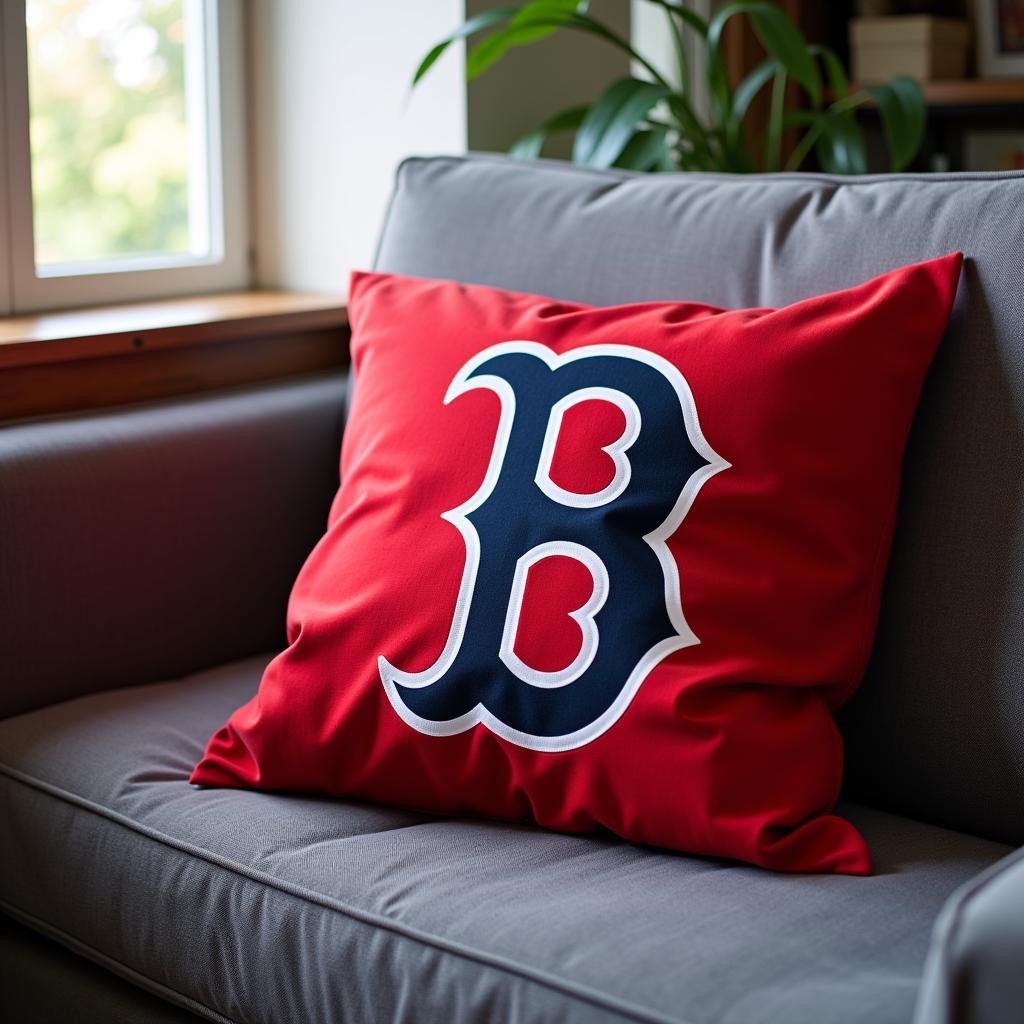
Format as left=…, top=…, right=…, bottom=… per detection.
left=0, top=762, right=690, bottom=1024
left=0, top=898, right=236, bottom=1024
left=921, top=844, right=1024, bottom=1017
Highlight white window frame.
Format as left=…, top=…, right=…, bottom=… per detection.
left=0, top=0, right=248, bottom=313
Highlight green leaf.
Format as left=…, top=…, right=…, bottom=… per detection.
left=704, top=4, right=739, bottom=118
left=764, top=67, right=787, bottom=172
left=572, top=76, right=671, bottom=168
left=412, top=7, right=518, bottom=86
left=613, top=125, right=672, bottom=171
left=466, top=0, right=586, bottom=79
left=641, top=0, right=709, bottom=37
left=534, top=0, right=588, bottom=11
left=747, top=3, right=820, bottom=107
left=782, top=109, right=817, bottom=126
left=816, top=114, right=867, bottom=175
left=809, top=44, right=848, bottom=102
left=784, top=120, right=824, bottom=172
left=720, top=57, right=776, bottom=170
left=469, top=8, right=674, bottom=91
left=732, top=57, right=777, bottom=120
left=509, top=104, right=590, bottom=160
left=565, top=10, right=676, bottom=90
left=666, top=94, right=716, bottom=166
left=867, top=76, right=925, bottom=171
left=661, top=6, right=689, bottom=96
left=467, top=25, right=550, bottom=80
left=514, top=0, right=590, bottom=31
left=706, top=1, right=821, bottom=119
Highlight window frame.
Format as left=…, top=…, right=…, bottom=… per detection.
left=0, top=0, right=248, bottom=314
left=0, top=3, right=12, bottom=314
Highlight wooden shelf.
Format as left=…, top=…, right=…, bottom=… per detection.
left=918, top=78, right=1024, bottom=107
left=849, top=78, right=1024, bottom=108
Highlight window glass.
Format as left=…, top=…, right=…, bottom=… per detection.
left=25, top=0, right=211, bottom=271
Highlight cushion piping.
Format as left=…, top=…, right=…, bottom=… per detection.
left=0, top=761, right=689, bottom=1024
left=0, top=900, right=235, bottom=1024
left=393, top=153, right=1024, bottom=190
left=919, top=842, right=1024, bottom=1020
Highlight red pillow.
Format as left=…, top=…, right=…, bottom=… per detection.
left=193, top=255, right=962, bottom=874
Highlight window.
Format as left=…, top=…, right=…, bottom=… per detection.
left=0, top=0, right=247, bottom=314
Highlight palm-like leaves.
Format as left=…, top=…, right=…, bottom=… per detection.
left=414, top=0, right=926, bottom=176
left=572, top=77, right=672, bottom=168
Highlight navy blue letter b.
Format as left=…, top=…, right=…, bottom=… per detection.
left=379, top=342, right=727, bottom=751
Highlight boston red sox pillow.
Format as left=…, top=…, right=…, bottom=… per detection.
left=193, top=254, right=963, bottom=874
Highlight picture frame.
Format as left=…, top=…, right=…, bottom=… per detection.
left=975, top=0, right=1024, bottom=76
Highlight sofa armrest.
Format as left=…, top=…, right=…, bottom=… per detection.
left=915, top=845, right=1024, bottom=1024
left=0, top=373, right=345, bottom=719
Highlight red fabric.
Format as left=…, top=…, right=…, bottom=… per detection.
left=193, top=255, right=963, bottom=874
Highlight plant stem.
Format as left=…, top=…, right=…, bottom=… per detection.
left=828, top=91, right=874, bottom=117
left=667, top=95, right=716, bottom=166
left=764, top=68, right=787, bottom=172
left=783, top=123, right=822, bottom=171
left=782, top=89, right=873, bottom=172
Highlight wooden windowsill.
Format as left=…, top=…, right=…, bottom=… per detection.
left=0, top=290, right=348, bottom=370
left=0, top=290, right=350, bottom=422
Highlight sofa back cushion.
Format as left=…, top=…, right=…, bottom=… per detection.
left=374, top=155, right=1024, bottom=846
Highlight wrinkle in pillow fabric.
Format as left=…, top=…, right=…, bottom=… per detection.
left=194, top=255, right=963, bottom=874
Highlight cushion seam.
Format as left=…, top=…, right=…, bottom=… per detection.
left=0, top=899, right=235, bottom=1024
left=925, top=843, right=1024, bottom=1014
left=396, top=153, right=1024, bottom=187
left=0, top=761, right=688, bottom=1024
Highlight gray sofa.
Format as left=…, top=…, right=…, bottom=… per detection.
left=2, top=155, right=1023, bottom=1024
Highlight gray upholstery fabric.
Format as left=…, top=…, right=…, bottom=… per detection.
left=914, top=845, right=1024, bottom=1024
left=375, top=155, right=1024, bottom=847
left=0, top=660, right=1011, bottom=1024
left=0, top=373, right=345, bottom=719
left=0, top=914, right=203, bottom=1023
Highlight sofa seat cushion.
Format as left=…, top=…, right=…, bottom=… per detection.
left=0, top=658, right=1011, bottom=1024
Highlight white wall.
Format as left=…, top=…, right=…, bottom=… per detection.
left=248, top=1, right=466, bottom=294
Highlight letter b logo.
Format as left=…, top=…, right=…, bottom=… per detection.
left=379, top=342, right=728, bottom=751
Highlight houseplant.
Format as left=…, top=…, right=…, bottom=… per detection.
left=414, top=0, right=926, bottom=174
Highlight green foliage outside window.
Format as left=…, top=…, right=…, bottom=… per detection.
left=26, top=0, right=193, bottom=266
